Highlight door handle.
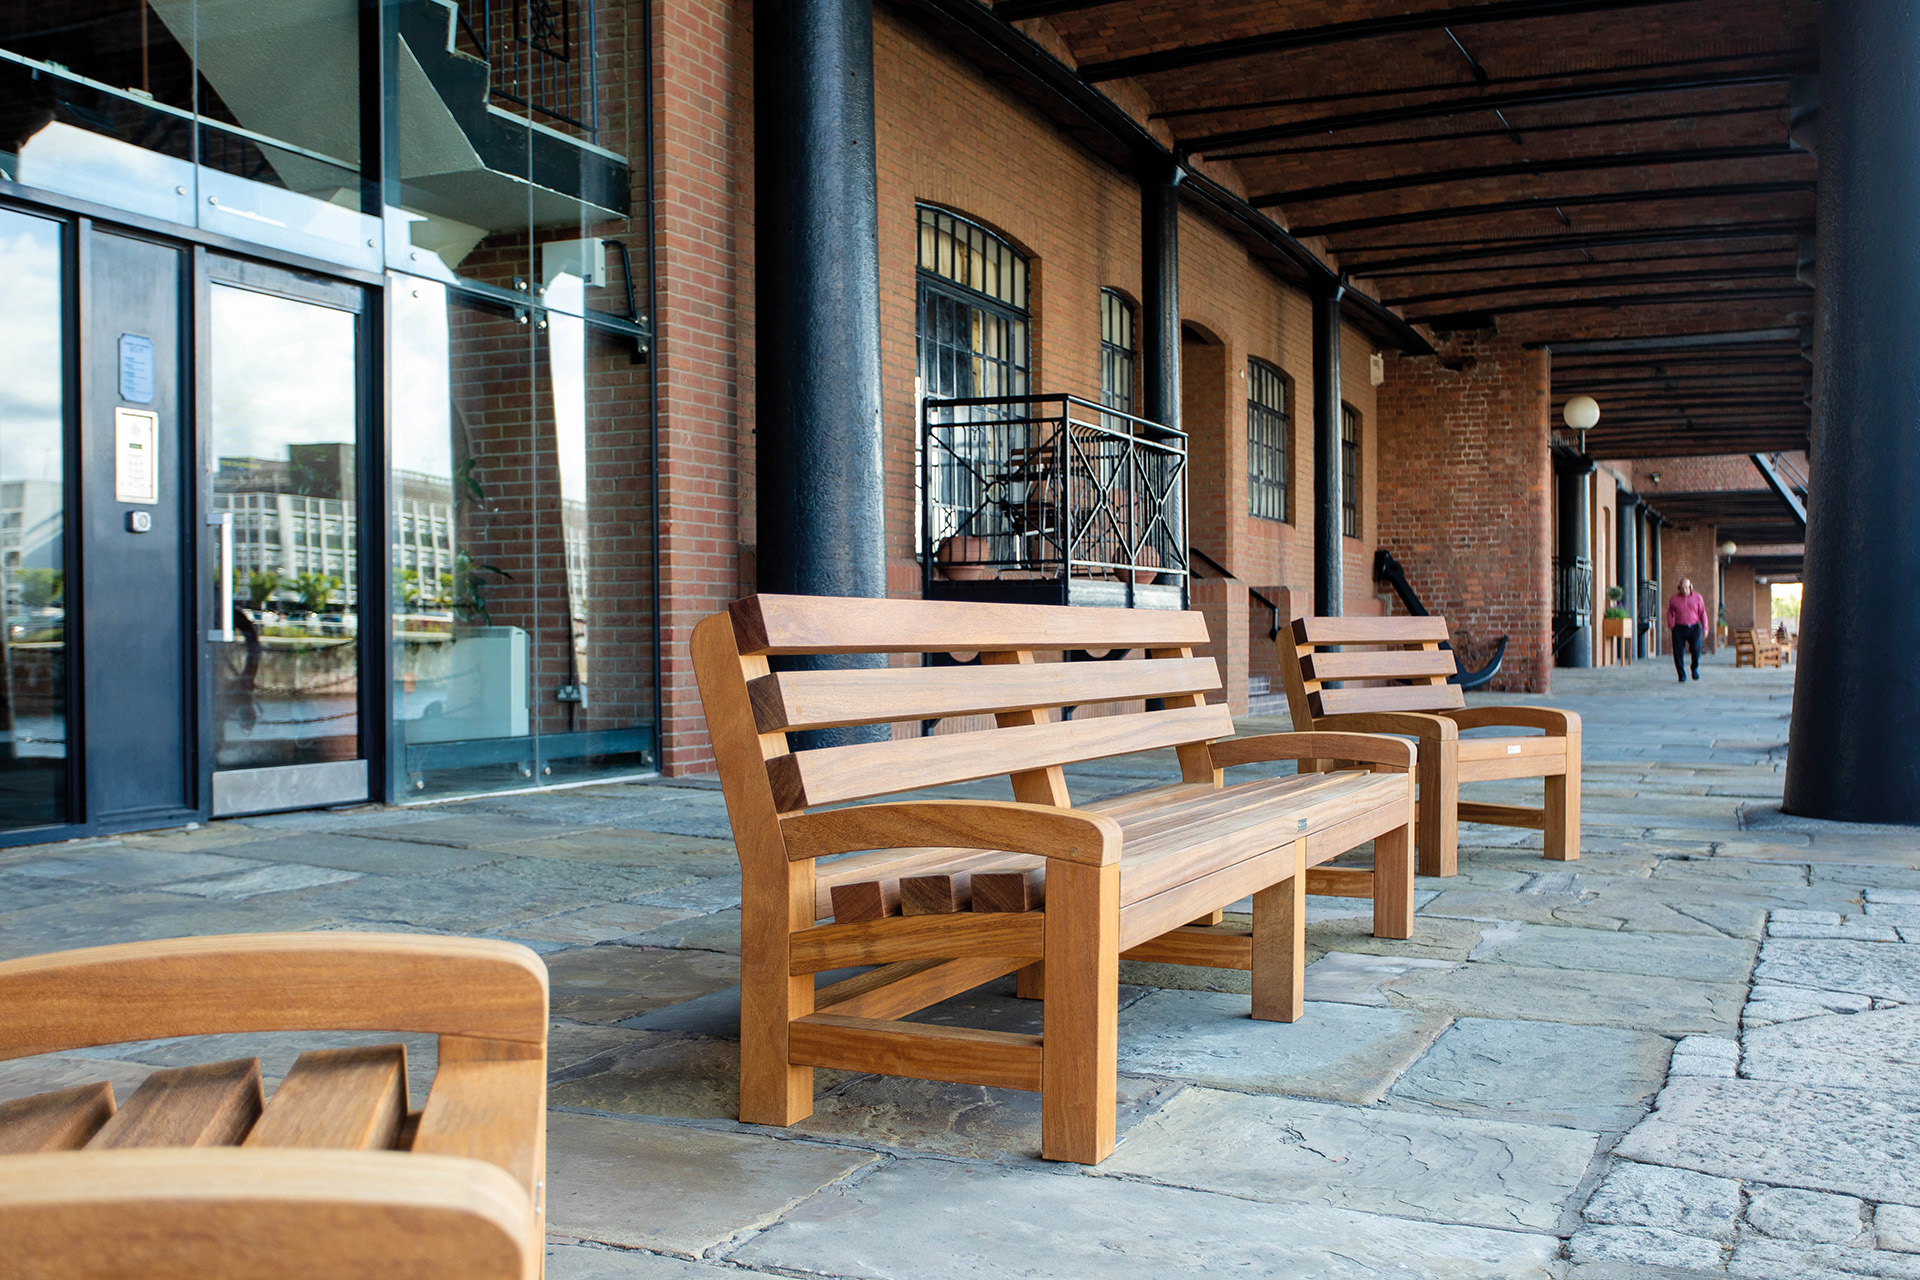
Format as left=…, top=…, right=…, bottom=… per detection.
left=207, top=511, right=233, bottom=642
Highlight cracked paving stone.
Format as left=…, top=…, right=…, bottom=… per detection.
left=546, top=945, right=740, bottom=1024
left=1103, top=1086, right=1595, bottom=1230
left=1569, top=1225, right=1730, bottom=1272
left=544, top=1112, right=876, bottom=1258
left=1468, top=922, right=1757, bottom=983
left=1384, top=961, right=1744, bottom=1036
left=1745, top=1186, right=1869, bottom=1244
left=1302, top=950, right=1458, bottom=1005
left=1741, top=1005, right=1920, bottom=1094
left=1390, top=1016, right=1671, bottom=1131
left=1582, top=1159, right=1742, bottom=1241
left=1115, top=990, right=1450, bottom=1103
left=499, top=902, right=700, bottom=948
left=796, top=1073, right=1171, bottom=1161
left=731, top=1157, right=1561, bottom=1279
left=1754, top=939, right=1920, bottom=1003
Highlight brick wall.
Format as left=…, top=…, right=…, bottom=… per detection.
left=1373, top=330, right=1553, bottom=693
left=1657, top=522, right=1723, bottom=653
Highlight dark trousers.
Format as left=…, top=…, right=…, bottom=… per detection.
left=1672, top=624, right=1702, bottom=678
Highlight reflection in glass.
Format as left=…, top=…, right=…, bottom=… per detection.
left=210, top=284, right=360, bottom=769
left=0, top=210, right=69, bottom=829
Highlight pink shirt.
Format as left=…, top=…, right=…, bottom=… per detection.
left=1667, top=591, right=1708, bottom=628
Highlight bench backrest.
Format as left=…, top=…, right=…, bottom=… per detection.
left=691, top=595, right=1230, bottom=872
left=1278, top=614, right=1466, bottom=727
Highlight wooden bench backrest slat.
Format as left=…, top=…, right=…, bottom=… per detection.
left=1297, top=649, right=1456, bottom=684
left=731, top=594, right=1208, bottom=655
left=767, top=703, right=1235, bottom=811
left=748, top=656, right=1222, bottom=732
left=1291, top=615, right=1450, bottom=646
left=1309, top=683, right=1464, bottom=718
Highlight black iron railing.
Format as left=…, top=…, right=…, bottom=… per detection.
left=1638, top=578, right=1659, bottom=628
left=456, top=0, right=599, bottom=139
left=922, top=394, right=1187, bottom=603
left=1552, top=555, right=1593, bottom=654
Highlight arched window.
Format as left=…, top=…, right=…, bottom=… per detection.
left=1247, top=358, right=1291, bottom=522
left=916, top=206, right=1029, bottom=400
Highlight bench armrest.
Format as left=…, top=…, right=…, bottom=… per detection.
left=1212, top=732, right=1415, bottom=773
left=780, top=800, right=1121, bottom=867
left=0, top=933, right=549, bottom=1061
left=1312, top=711, right=1459, bottom=741
left=1440, top=706, right=1581, bottom=735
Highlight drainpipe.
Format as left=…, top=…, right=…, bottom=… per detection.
left=1140, top=159, right=1181, bottom=434
left=1313, top=277, right=1346, bottom=616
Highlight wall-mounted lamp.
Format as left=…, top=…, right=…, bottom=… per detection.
left=1563, top=394, right=1600, bottom=452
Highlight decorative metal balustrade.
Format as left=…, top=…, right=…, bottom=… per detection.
left=1639, top=579, right=1660, bottom=629
left=456, top=0, right=599, bottom=139
left=921, top=395, right=1188, bottom=610
left=1551, top=555, right=1593, bottom=654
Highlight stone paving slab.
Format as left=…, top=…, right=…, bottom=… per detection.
left=1388, top=1016, right=1672, bottom=1132
left=546, top=945, right=741, bottom=1024
left=1303, top=950, right=1458, bottom=1005
left=1384, top=960, right=1744, bottom=1035
left=1753, top=938, right=1920, bottom=1002
left=545, top=1112, right=877, bottom=1258
left=1114, top=990, right=1451, bottom=1102
left=0, top=889, right=348, bottom=961
left=1103, top=1086, right=1595, bottom=1230
left=729, top=1157, right=1562, bottom=1279
left=195, top=832, right=509, bottom=875
left=1469, top=922, right=1757, bottom=982
left=1581, top=1159, right=1742, bottom=1240
left=1742, top=1005, right=1920, bottom=1093
left=546, top=1242, right=727, bottom=1278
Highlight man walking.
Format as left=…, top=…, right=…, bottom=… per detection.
left=1667, top=577, right=1707, bottom=682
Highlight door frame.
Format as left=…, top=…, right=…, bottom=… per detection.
left=194, top=251, right=386, bottom=817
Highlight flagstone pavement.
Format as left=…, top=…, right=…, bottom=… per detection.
left=5, top=650, right=1919, bottom=1278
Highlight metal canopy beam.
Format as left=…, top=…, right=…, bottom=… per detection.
left=1383, top=264, right=1802, bottom=307
left=1294, top=182, right=1816, bottom=239
left=1254, top=145, right=1802, bottom=209
left=1408, top=285, right=1812, bottom=325
left=1345, top=223, right=1810, bottom=274
left=1749, top=451, right=1810, bottom=535
left=1077, top=0, right=1697, bottom=81
left=1543, top=327, right=1804, bottom=353
left=1185, top=69, right=1800, bottom=155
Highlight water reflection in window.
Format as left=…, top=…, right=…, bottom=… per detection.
left=0, top=210, right=69, bottom=829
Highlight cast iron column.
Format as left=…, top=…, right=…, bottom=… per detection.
left=1648, top=514, right=1662, bottom=658
left=1787, top=0, right=1920, bottom=821
left=1312, top=278, right=1346, bottom=616
left=1617, top=491, right=1639, bottom=658
left=754, top=0, right=885, bottom=605
left=1140, top=161, right=1181, bottom=431
left=1558, top=458, right=1593, bottom=668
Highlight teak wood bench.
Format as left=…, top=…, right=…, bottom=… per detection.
left=1278, top=615, right=1582, bottom=878
left=693, top=594, right=1417, bottom=1165
left=1732, top=628, right=1786, bottom=668
left=0, top=933, right=548, bottom=1280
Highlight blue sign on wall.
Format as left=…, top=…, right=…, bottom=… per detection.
left=118, top=334, right=155, bottom=404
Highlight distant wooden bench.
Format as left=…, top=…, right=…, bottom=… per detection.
left=1732, top=628, right=1786, bottom=668
left=0, top=934, right=548, bottom=1280
left=693, top=594, right=1417, bottom=1165
left=1278, top=615, right=1581, bottom=878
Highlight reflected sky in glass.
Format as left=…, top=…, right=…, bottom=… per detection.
left=210, top=285, right=356, bottom=461
left=0, top=216, right=64, bottom=484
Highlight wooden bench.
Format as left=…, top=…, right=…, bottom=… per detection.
left=1278, top=615, right=1581, bottom=878
left=1732, top=628, right=1786, bottom=668
left=693, top=594, right=1416, bottom=1165
left=0, top=933, right=548, bottom=1280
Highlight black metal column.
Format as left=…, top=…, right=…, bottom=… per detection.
left=1647, top=514, right=1662, bottom=658
left=1557, top=459, right=1593, bottom=668
left=754, top=0, right=885, bottom=604
left=1786, top=1, right=1920, bottom=821
left=1312, top=279, right=1346, bottom=616
left=1617, top=491, right=1639, bottom=658
left=1141, top=161, right=1182, bottom=431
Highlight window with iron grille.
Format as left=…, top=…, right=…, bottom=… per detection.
left=916, top=206, right=1030, bottom=401
left=1099, top=289, right=1135, bottom=415
left=1247, top=359, right=1290, bottom=522
left=1341, top=403, right=1361, bottom=538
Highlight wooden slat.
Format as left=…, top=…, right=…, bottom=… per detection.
left=813, top=957, right=1028, bottom=1021
left=0, top=1082, right=115, bottom=1154
left=1292, top=615, right=1450, bottom=645
left=1309, top=683, right=1464, bottom=718
left=245, top=1045, right=408, bottom=1151
left=411, top=1056, right=545, bottom=1196
left=1306, top=866, right=1376, bottom=898
left=789, top=1015, right=1043, bottom=1091
left=830, top=879, right=900, bottom=923
left=747, top=657, right=1221, bottom=731
left=1458, top=800, right=1549, bottom=829
left=732, top=594, right=1208, bottom=656
left=1457, top=736, right=1565, bottom=762
left=1122, top=927, right=1252, bottom=969
left=1304, top=798, right=1414, bottom=868
left=88, top=1058, right=263, bottom=1149
left=766, top=703, right=1234, bottom=810
left=788, top=912, right=1046, bottom=974
left=1299, top=649, right=1457, bottom=684
left=902, top=872, right=972, bottom=915
left=1458, top=752, right=1568, bottom=782
left=783, top=800, right=1121, bottom=867
left=973, top=868, right=1045, bottom=913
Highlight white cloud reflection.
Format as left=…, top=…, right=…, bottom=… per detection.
left=211, top=284, right=356, bottom=462
left=0, top=216, right=66, bottom=484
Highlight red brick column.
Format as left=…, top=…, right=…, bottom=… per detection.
left=1375, top=331, right=1553, bottom=693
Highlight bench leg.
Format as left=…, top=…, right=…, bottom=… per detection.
left=1544, top=733, right=1582, bottom=863
left=1040, top=860, right=1119, bottom=1165
left=738, top=869, right=816, bottom=1127
left=1251, top=839, right=1306, bottom=1023
left=1416, top=738, right=1459, bottom=878
left=1372, top=824, right=1415, bottom=940
left=1016, top=961, right=1046, bottom=999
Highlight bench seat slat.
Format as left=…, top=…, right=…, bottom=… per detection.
left=0, top=1082, right=116, bottom=1154
left=767, top=703, right=1235, bottom=810
left=411, top=1058, right=544, bottom=1195
left=244, top=1045, right=409, bottom=1151
left=87, top=1058, right=263, bottom=1149
left=1299, top=649, right=1456, bottom=683
left=733, top=595, right=1208, bottom=656
left=747, top=656, right=1221, bottom=732
left=1292, top=615, right=1451, bottom=645
left=1310, top=683, right=1465, bottom=718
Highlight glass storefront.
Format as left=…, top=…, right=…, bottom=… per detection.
left=0, top=0, right=655, bottom=832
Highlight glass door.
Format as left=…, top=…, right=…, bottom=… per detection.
left=203, top=257, right=370, bottom=815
